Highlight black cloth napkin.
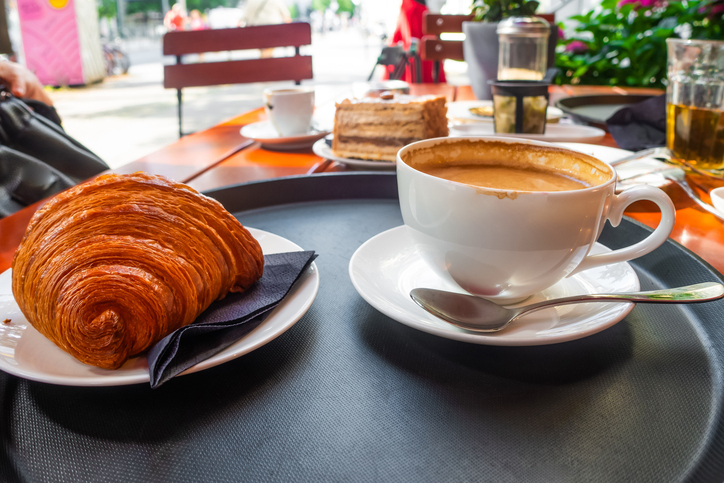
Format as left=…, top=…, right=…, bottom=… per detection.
left=147, top=250, right=317, bottom=388
left=606, top=94, right=667, bottom=151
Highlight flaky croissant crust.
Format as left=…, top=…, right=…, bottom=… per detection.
left=12, top=173, right=264, bottom=369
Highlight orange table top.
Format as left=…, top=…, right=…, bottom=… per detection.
left=185, top=109, right=328, bottom=192
left=2, top=83, right=724, bottom=278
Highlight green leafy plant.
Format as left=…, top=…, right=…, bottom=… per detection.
left=97, top=0, right=236, bottom=20
left=311, top=0, right=331, bottom=12
left=336, top=0, right=355, bottom=15
left=97, top=0, right=117, bottom=19
left=555, top=0, right=724, bottom=88
left=471, top=0, right=540, bottom=22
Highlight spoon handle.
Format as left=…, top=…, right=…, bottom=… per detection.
left=516, top=282, right=724, bottom=319
left=610, top=147, right=669, bottom=166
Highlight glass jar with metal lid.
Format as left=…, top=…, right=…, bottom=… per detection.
left=497, top=16, right=550, bottom=81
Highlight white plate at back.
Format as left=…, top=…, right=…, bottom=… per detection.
left=448, top=100, right=564, bottom=123
left=555, top=142, right=672, bottom=187
left=450, top=122, right=606, bottom=143
left=0, top=228, right=319, bottom=386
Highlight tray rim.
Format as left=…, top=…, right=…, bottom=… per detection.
left=3, top=173, right=722, bottom=482
left=555, top=94, right=658, bottom=130
left=204, top=172, right=724, bottom=481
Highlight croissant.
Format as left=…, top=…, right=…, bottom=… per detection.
left=12, top=172, right=264, bottom=369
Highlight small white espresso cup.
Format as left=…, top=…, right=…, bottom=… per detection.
left=397, top=136, right=676, bottom=304
left=263, top=87, right=315, bottom=137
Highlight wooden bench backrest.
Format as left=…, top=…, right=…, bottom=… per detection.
left=163, top=22, right=313, bottom=90
left=163, top=22, right=311, bottom=55
left=423, top=13, right=555, bottom=36
left=423, top=14, right=473, bottom=36
left=421, top=38, right=465, bottom=62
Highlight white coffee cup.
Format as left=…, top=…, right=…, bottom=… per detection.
left=397, top=136, right=676, bottom=304
left=263, top=87, right=315, bottom=137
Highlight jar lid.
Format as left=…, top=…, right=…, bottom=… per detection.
left=497, top=16, right=550, bottom=36
left=488, top=79, right=550, bottom=97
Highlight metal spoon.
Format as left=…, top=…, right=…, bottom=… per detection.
left=609, top=146, right=670, bottom=167
left=410, top=283, right=724, bottom=333
left=612, top=146, right=722, bottom=179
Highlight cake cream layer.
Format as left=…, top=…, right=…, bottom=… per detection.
left=335, top=121, right=427, bottom=139
left=336, top=136, right=419, bottom=146
left=333, top=142, right=399, bottom=162
left=332, top=94, right=448, bottom=162
left=335, top=105, right=427, bottom=137
left=335, top=108, right=424, bottom=124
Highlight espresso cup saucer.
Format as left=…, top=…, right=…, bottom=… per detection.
left=349, top=225, right=641, bottom=347
left=240, top=121, right=330, bottom=151
left=447, top=100, right=564, bottom=124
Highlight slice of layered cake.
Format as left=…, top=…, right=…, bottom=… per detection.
left=332, top=94, right=448, bottom=162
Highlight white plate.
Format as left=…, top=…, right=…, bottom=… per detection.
left=0, top=228, right=319, bottom=386
left=555, top=142, right=672, bottom=188
left=312, top=137, right=396, bottom=170
left=349, top=226, right=640, bottom=346
left=240, top=121, right=329, bottom=150
left=555, top=142, right=629, bottom=162
left=450, top=122, right=606, bottom=143
left=448, top=100, right=564, bottom=124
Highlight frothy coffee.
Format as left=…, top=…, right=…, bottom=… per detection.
left=419, top=164, right=589, bottom=191
left=401, top=139, right=612, bottom=192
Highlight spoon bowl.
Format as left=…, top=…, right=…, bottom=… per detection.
left=410, top=282, right=724, bottom=333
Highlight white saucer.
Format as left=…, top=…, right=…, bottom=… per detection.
left=241, top=121, right=329, bottom=150
left=450, top=122, right=606, bottom=143
left=349, top=226, right=640, bottom=346
left=0, top=228, right=319, bottom=386
left=448, top=100, right=564, bottom=124
left=312, top=137, right=397, bottom=170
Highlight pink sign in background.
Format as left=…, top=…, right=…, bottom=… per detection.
left=17, top=0, right=84, bottom=86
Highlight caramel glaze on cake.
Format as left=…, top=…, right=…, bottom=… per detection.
left=332, top=94, right=449, bottom=162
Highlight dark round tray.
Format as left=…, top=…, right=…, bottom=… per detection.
left=2, top=172, right=724, bottom=482
left=556, top=94, right=656, bottom=131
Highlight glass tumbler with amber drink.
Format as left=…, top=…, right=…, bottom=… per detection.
left=666, top=39, right=724, bottom=176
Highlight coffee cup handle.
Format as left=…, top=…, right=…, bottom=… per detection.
left=569, top=185, right=676, bottom=276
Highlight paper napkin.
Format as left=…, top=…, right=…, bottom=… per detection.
left=606, top=94, right=666, bottom=151
left=147, top=250, right=317, bottom=388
